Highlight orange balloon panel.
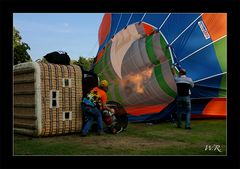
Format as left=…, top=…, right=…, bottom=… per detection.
left=98, top=13, right=111, bottom=46
left=126, top=104, right=167, bottom=116
left=142, top=22, right=155, bottom=36
left=202, top=98, right=226, bottom=117
left=202, top=13, right=227, bottom=41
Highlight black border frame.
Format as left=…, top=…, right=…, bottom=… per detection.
left=1, top=0, right=239, bottom=168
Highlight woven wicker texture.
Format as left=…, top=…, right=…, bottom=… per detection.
left=14, top=62, right=83, bottom=136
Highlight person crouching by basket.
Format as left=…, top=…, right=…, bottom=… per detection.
left=81, top=80, right=115, bottom=137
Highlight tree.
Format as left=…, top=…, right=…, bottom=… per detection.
left=13, top=27, right=32, bottom=65
left=72, top=56, right=94, bottom=71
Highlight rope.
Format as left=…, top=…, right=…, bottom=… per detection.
left=47, top=63, right=53, bottom=136
left=54, top=64, right=59, bottom=135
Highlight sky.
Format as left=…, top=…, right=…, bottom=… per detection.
left=13, top=13, right=104, bottom=61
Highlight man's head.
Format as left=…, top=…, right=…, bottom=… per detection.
left=99, top=80, right=109, bottom=92
left=179, top=69, right=186, bottom=76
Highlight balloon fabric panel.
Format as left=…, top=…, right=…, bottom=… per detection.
left=94, top=13, right=227, bottom=122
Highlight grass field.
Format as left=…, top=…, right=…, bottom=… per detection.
left=14, top=119, right=226, bottom=155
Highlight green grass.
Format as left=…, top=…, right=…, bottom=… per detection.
left=14, top=119, right=226, bottom=155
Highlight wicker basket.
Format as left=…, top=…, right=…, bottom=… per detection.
left=14, top=62, right=83, bottom=136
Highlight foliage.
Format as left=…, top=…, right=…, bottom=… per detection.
left=72, top=56, right=94, bottom=71
left=13, top=27, right=32, bottom=65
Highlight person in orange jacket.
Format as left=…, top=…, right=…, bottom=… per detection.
left=81, top=80, right=115, bottom=136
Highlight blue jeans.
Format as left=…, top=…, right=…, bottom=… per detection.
left=176, top=96, right=191, bottom=128
left=81, top=105, right=103, bottom=135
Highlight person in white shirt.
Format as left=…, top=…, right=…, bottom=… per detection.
left=171, top=65, right=194, bottom=129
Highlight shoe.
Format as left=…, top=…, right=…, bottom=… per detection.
left=185, top=127, right=192, bottom=130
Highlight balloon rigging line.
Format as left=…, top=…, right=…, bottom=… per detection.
left=95, top=26, right=173, bottom=78
left=194, top=84, right=225, bottom=89
left=96, top=23, right=175, bottom=77
left=169, top=13, right=203, bottom=46
left=157, top=13, right=201, bottom=67
left=126, top=13, right=133, bottom=27
left=193, top=72, right=226, bottom=83
left=98, top=13, right=199, bottom=63
left=97, top=13, right=171, bottom=68
left=175, top=21, right=199, bottom=60
left=113, top=13, right=123, bottom=35
left=158, top=13, right=171, bottom=30
left=179, top=35, right=227, bottom=62
left=99, top=13, right=158, bottom=54
left=95, top=13, right=216, bottom=80
left=97, top=13, right=125, bottom=58
left=93, top=14, right=226, bottom=108
left=158, top=30, right=175, bottom=64
left=140, top=13, right=147, bottom=22
left=95, top=30, right=160, bottom=78
left=95, top=21, right=158, bottom=75
left=98, top=13, right=144, bottom=53
left=191, top=97, right=226, bottom=100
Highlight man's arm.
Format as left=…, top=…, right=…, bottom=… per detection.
left=102, top=102, right=115, bottom=114
left=190, top=79, right=194, bottom=88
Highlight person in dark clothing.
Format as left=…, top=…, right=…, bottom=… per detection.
left=171, top=65, right=194, bottom=129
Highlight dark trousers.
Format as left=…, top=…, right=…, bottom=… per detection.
left=81, top=105, right=103, bottom=135
left=176, top=96, right=191, bottom=128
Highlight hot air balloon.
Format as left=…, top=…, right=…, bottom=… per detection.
left=93, top=13, right=227, bottom=122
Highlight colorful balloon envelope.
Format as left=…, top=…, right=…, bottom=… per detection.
left=94, top=13, right=226, bottom=122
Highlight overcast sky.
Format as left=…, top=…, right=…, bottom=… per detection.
left=13, top=13, right=104, bottom=61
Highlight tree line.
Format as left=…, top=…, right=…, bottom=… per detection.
left=13, top=27, right=94, bottom=71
